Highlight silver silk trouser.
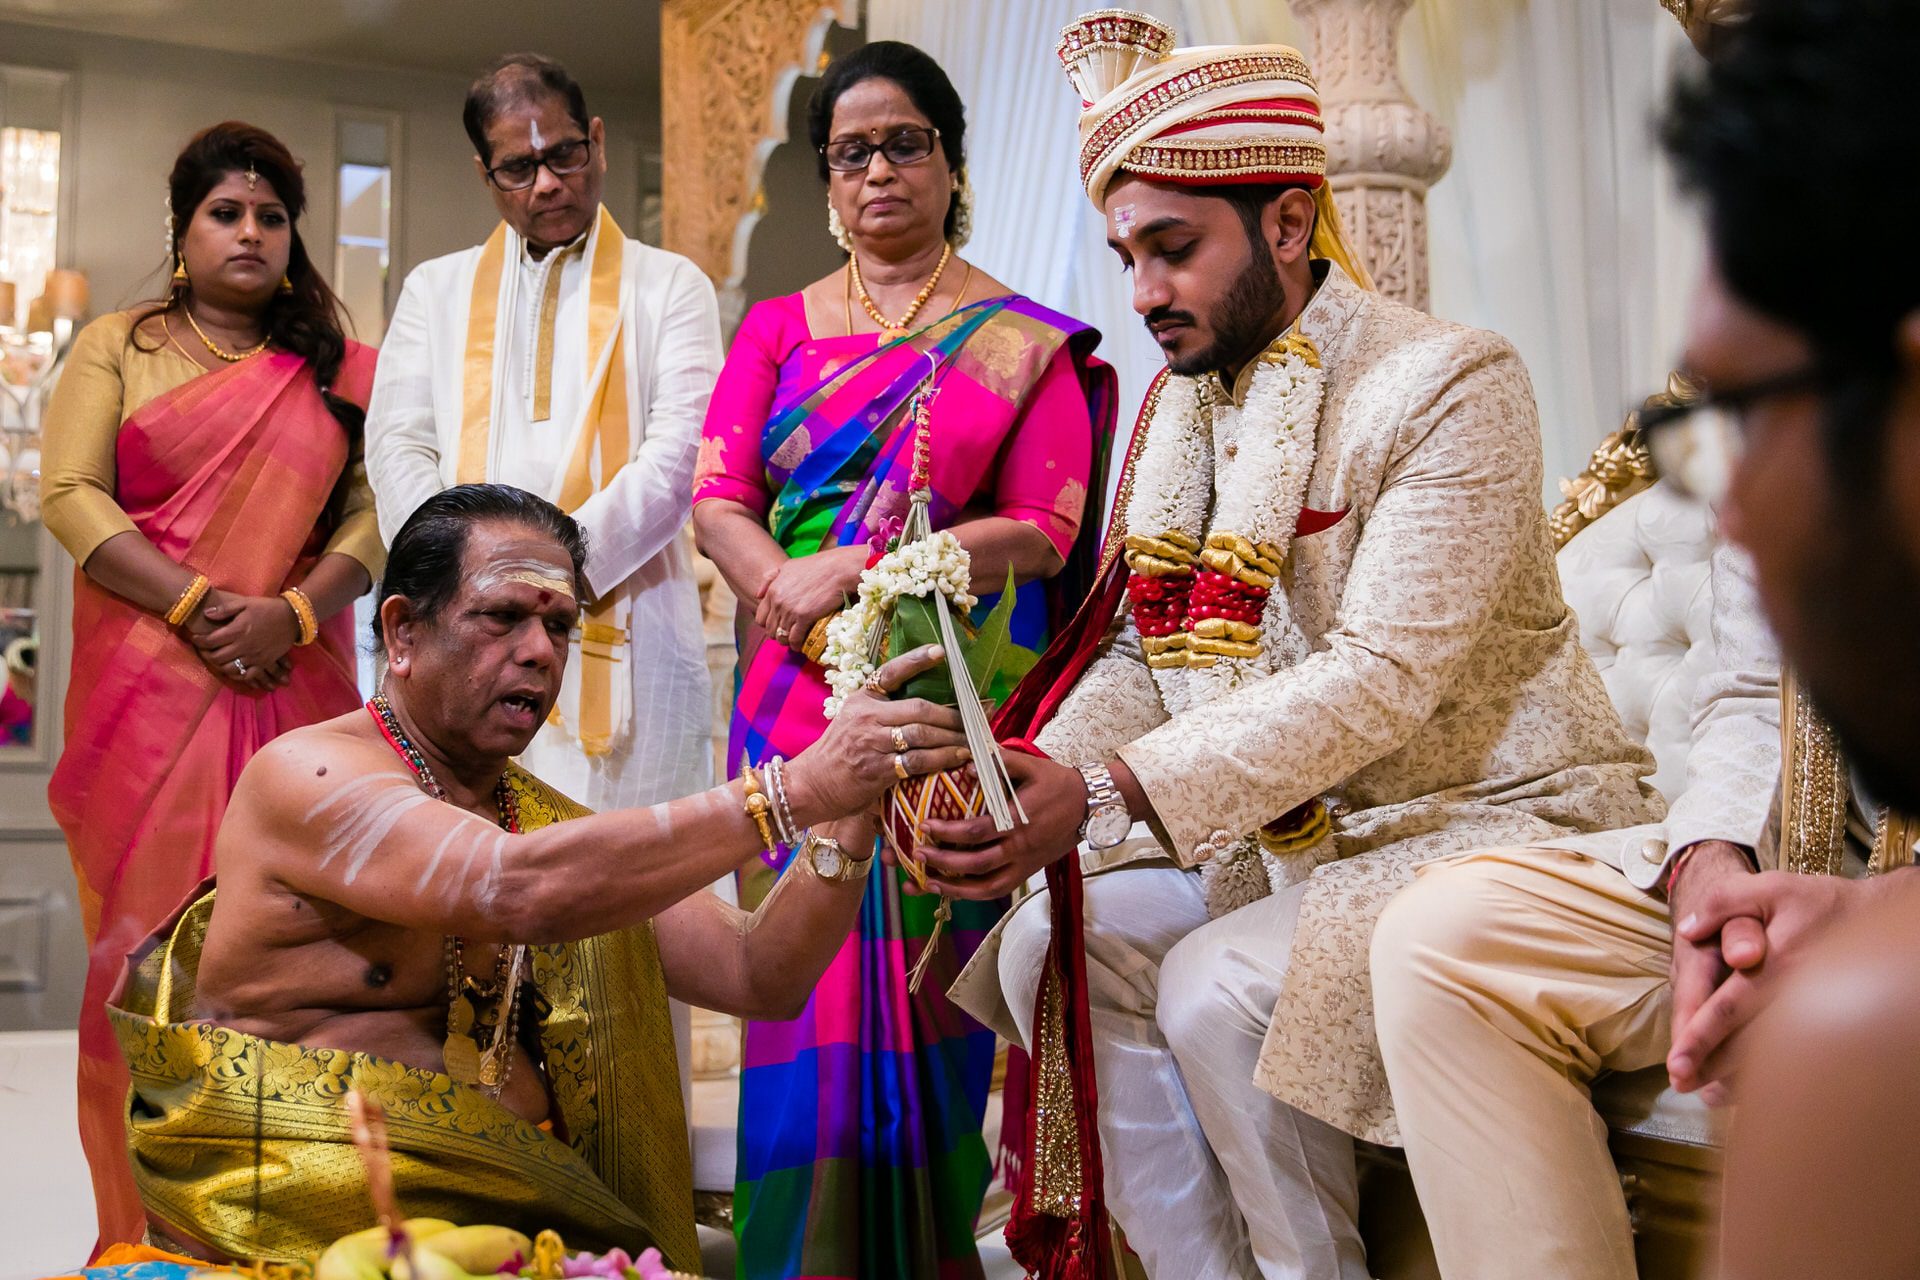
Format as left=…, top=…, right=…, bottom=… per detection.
left=999, top=863, right=1373, bottom=1280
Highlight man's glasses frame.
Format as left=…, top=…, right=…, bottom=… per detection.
left=820, top=126, right=941, bottom=174
left=1634, top=363, right=1829, bottom=502
left=485, top=137, right=595, bottom=192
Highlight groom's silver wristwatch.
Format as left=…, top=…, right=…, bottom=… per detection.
left=1077, top=762, right=1132, bottom=850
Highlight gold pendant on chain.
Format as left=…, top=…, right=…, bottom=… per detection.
left=443, top=995, right=481, bottom=1082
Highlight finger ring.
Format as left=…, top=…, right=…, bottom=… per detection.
left=891, top=726, right=910, bottom=753
left=893, top=752, right=910, bottom=781
left=864, top=674, right=889, bottom=696
left=232, top=659, right=248, bottom=675
left=775, top=626, right=790, bottom=642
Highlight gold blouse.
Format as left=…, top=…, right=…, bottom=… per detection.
left=40, top=309, right=384, bottom=573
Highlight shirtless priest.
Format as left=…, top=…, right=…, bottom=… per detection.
left=931, top=16, right=1663, bottom=1280
left=103, top=484, right=969, bottom=1268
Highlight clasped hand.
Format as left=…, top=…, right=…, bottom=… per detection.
left=181, top=588, right=299, bottom=690
left=753, top=545, right=869, bottom=653
left=1666, top=842, right=1867, bottom=1104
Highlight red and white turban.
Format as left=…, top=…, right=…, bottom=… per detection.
left=1057, top=9, right=1372, bottom=288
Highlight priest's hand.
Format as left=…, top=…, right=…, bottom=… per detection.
left=755, top=545, right=869, bottom=653
left=916, top=753, right=1085, bottom=899
left=1668, top=861, right=1882, bottom=1101
left=787, top=645, right=971, bottom=820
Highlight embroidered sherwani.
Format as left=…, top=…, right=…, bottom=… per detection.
left=950, top=265, right=1662, bottom=1277
left=365, top=208, right=720, bottom=811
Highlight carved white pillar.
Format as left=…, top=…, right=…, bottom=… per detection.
left=1290, top=0, right=1452, bottom=312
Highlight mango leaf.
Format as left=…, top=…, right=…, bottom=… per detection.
left=887, top=592, right=955, bottom=705
left=966, top=566, right=1041, bottom=700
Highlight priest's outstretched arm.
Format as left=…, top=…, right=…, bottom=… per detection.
left=223, top=648, right=966, bottom=1016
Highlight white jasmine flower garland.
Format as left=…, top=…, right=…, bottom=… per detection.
left=1121, top=331, right=1333, bottom=913
left=821, top=529, right=977, bottom=719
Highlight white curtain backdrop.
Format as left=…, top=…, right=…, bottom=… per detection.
left=867, top=0, right=1705, bottom=499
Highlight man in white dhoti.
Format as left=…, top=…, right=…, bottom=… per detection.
left=926, top=15, right=1663, bottom=1279
left=366, top=54, right=721, bottom=810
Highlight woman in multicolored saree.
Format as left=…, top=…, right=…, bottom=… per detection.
left=40, top=122, right=381, bottom=1251
left=692, top=42, right=1116, bottom=1280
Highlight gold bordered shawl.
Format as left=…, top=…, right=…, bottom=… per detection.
left=105, top=768, right=697, bottom=1268
left=459, top=208, right=634, bottom=756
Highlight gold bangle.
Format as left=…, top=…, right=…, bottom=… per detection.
left=281, top=587, right=319, bottom=646
left=741, top=767, right=778, bottom=852
left=165, top=573, right=211, bottom=627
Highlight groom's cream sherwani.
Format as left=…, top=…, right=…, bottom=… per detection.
left=365, top=206, right=721, bottom=810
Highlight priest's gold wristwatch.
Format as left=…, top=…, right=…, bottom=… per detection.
left=805, top=831, right=873, bottom=884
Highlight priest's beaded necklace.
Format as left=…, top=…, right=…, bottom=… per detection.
left=366, top=695, right=526, bottom=1097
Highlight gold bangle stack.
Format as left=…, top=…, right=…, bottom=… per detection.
left=281, top=587, right=319, bottom=646
left=741, top=766, right=778, bottom=852
left=166, top=573, right=211, bottom=627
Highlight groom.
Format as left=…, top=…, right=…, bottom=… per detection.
left=366, top=52, right=720, bottom=815
left=930, top=14, right=1663, bottom=1278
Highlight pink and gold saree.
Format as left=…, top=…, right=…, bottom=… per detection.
left=50, top=347, right=371, bottom=1250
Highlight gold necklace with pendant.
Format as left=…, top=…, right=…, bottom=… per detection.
left=367, top=695, right=525, bottom=1096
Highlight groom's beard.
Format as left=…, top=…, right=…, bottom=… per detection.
left=1156, top=237, right=1288, bottom=378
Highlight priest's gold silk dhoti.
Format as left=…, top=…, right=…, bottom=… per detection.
left=103, top=771, right=699, bottom=1270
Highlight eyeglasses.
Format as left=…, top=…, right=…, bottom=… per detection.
left=486, top=138, right=595, bottom=192
left=1635, top=363, right=1828, bottom=503
left=821, top=127, right=941, bottom=174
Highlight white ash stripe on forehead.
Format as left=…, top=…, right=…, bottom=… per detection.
left=470, top=556, right=578, bottom=600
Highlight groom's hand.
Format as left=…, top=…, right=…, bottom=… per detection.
left=917, top=753, right=1087, bottom=899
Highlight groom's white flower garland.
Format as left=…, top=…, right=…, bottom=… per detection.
left=1122, top=329, right=1336, bottom=913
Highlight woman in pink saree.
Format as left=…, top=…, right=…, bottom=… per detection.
left=39, top=123, right=382, bottom=1252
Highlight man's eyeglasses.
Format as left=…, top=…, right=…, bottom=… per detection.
left=1635, top=364, right=1827, bottom=504
left=821, top=127, right=941, bottom=174
left=486, top=138, right=594, bottom=192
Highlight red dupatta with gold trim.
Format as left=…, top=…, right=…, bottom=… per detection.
left=51, top=346, right=367, bottom=1251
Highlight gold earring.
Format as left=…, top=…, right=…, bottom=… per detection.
left=171, top=259, right=188, bottom=289
left=279, top=274, right=294, bottom=293
left=827, top=201, right=853, bottom=255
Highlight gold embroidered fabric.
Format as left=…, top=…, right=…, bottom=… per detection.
left=105, top=768, right=698, bottom=1269
left=1777, top=672, right=1850, bottom=876
left=1028, top=968, right=1083, bottom=1220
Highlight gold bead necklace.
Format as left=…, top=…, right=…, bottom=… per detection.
left=849, top=241, right=953, bottom=341
left=181, top=304, right=269, bottom=363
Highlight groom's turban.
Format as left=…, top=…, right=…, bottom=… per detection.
left=1057, top=8, right=1372, bottom=288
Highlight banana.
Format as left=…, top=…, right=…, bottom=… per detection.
left=416, top=1225, right=532, bottom=1274
left=391, top=1248, right=483, bottom=1280
left=315, top=1221, right=459, bottom=1280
